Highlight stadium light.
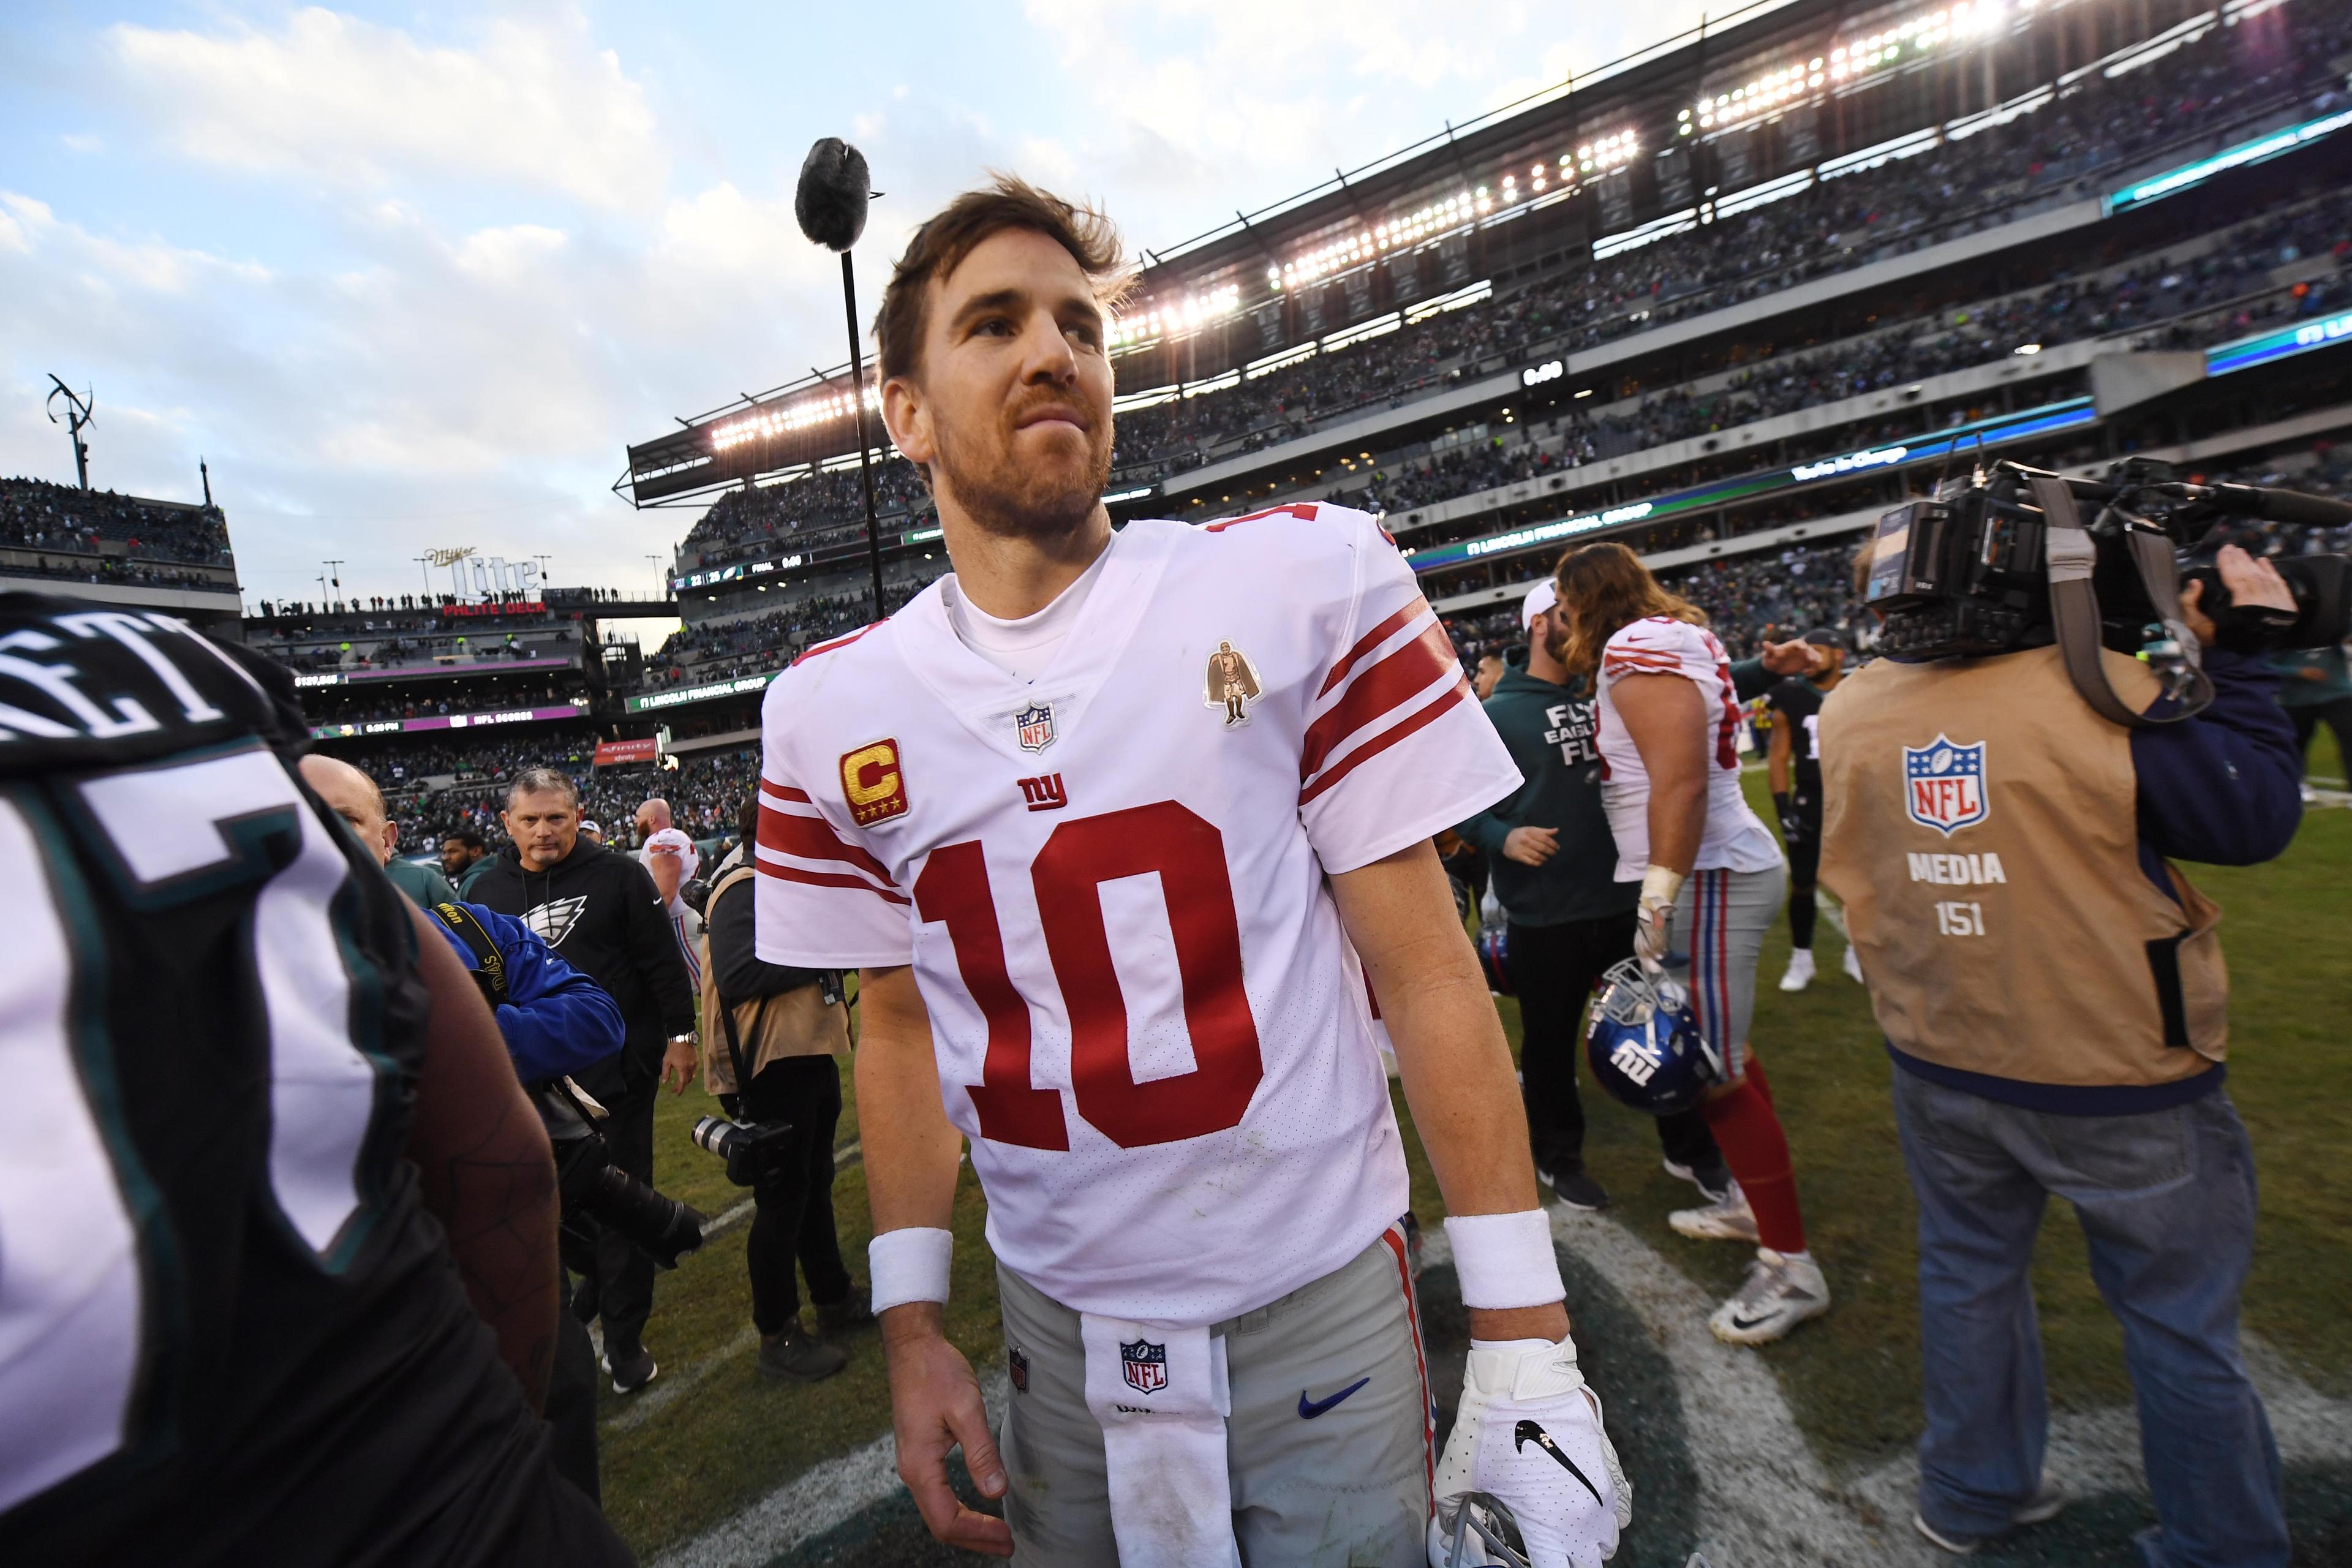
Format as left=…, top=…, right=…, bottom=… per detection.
left=1109, top=282, right=1242, bottom=345
left=709, top=385, right=880, bottom=453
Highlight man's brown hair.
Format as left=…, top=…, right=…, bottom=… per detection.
left=874, top=174, right=1132, bottom=386
left=1551, top=540, right=1708, bottom=679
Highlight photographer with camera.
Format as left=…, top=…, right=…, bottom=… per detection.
left=472, top=767, right=699, bottom=1395
left=691, top=793, right=870, bottom=1382
left=1822, top=463, right=2320, bottom=1564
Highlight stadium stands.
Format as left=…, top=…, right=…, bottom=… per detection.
left=0, top=475, right=238, bottom=590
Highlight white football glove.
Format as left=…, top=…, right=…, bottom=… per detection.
left=1632, top=866, right=1683, bottom=969
left=1430, top=1336, right=1631, bottom=1568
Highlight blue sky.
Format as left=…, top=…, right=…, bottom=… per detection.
left=0, top=1, right=1709, bottom=611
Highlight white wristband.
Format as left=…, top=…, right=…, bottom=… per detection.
left=1444, top=1210, right=1566, bottom=1310
left=1640, top=864, right=1686, bottom=909
left=869, top=1227, right=953, bottom=1313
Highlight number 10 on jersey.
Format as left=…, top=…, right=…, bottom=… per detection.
left=912, top=800, right=1264, bottom=1152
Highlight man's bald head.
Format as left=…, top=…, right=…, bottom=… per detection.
left=634, top=797, right=672, bottom=842
left=300, top=753, right=396, bottom=866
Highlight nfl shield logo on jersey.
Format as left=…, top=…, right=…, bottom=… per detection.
left=1014, top=700, right=1057, bottom=753
left=1904, top=735, right=1988, bottom=836
left=1121, top=1339, right=1168, bottom=1394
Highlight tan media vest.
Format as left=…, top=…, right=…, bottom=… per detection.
left=1818, top=643, right=2227, bottom=1088
left=698, top=864, right=851, bottom=1096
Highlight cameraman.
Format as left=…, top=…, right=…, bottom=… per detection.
left=1820, top=546, right=2303, bottom=1564
left=424, top=900, right=624, bottom=1505
left=695, top=793, right=870, bottom=1381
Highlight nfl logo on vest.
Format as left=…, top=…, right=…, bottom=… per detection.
left=1903, top=734, right=1988, bottom=836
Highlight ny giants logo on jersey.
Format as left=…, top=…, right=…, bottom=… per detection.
left=1903, top=735, right=1988, bottom=835
left=1017, top=774, right=1068, bottom=812
left=1121, top=1338, right=1168, bottom=1395
left=839, top=739, right=909, bottom=826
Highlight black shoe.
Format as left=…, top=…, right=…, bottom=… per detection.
left=1664, top=1154, right=1736, bottom=1206
left=815, top=1284, right=874, bottom=1333
left=601, top=1345, right=658, bottom=1394
left=569, top=1287, right=600, bottom=1326
left=1539, top=1163, right=1610, bottom=1212
left=759, top=1321, right=848, bottom=1382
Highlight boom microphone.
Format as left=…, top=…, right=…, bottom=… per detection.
left=2182, top=481, right=2352, bottom=527
left=794, top=138, right=873, bottom=253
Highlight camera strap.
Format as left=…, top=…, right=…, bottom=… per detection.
left=2029, top=475, right=2212, bottom=728
left=716, top=986, right=765, bottom=1096
left=430, top=901, right=509, bottom=1005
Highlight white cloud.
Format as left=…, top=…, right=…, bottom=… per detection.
left=104, top=7, right=665, bottom=209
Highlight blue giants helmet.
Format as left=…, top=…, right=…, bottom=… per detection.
left=1585, top=959, right=1721, bottom=1115
left=1476, top=924, right=1512, bottom=996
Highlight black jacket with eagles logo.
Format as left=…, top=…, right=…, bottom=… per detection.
left=468, top=836, right=696, bottom=1094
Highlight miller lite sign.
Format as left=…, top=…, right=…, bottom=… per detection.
left=1121, top=1338, right=1168, bottom=1395
left=1903, top=735, right=1988, bottom=836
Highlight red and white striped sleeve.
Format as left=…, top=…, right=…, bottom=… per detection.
left=753, top=674, right=915, bottom=969
left=1297, top=511, right=1521, bottom=875
left=1599, top=617, right=1721, bottom=691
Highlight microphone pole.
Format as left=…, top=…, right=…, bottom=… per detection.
left=838, top=252, right=886, bottom=620
left=793, top=137, right=887, bottom=620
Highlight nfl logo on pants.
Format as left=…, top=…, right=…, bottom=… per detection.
left=1121, top=1339, right=1167, bottom=1394
left=1903, top=734, right=1988, bottom=836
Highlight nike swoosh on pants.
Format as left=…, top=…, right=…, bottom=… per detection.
left=1297, top=1376, right=1371, bottom=1419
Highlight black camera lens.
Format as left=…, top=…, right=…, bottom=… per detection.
left=692, top=1114, right=797, bottom=1187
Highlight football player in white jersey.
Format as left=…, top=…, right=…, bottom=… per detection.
left=755, top=176, right=1628, bottom=1567
left=1552, top=542, right=1831, bottom=1347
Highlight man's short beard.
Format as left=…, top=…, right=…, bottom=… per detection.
left=935, top=405, right=1112, bottom=543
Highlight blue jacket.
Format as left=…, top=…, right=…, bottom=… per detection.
left=431, top=902, right=627, bottom=1084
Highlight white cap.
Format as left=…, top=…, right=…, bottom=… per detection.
left=1520, top=578, right=1559, bottom=629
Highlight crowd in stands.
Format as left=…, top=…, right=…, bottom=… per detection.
left=254, top=591, right=548, bottom=619
left=302, top=677, right=585, bottom=728
left=260, top=627, right=581, bottom=676
left=1107, top=7, right=2352, bottom=478
left=633, top=594, right=875, bottom=689
left=1, top=477, right=238, bottom=586
left=677, top=465, right=935, bottom=573
left=1444, top=538, right=1871, bottom=674
left=359, top=737, right=763, bottom=859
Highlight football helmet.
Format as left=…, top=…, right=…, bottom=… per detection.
left=1585, top=958, right=1722, bottom=1116
left=1477, top=924, right=1513, bottom=996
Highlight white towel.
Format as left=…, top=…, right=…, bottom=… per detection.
left=1079, top=1314, right=1239, bottom=1568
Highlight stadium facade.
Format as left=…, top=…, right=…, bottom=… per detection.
left=199, top=0, right=2352, bottom=858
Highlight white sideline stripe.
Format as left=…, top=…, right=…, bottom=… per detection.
left=649, top=1373, right=1009, bottom=1568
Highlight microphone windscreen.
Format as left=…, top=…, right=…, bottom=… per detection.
left=795, top=138, right=872, bottom=252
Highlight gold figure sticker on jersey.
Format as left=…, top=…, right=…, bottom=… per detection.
left=1203, top=639, right=1264, bottom=728
left=840, top=739, right=910, bottom=826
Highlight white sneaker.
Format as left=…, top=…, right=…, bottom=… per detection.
left=1778, top=949, right=1816, bottom=992
left=1842, top=943, right=1865, bottom=983
left=1709, top=1248, right=1831, bottom=1345
left=1669, top=1182, right=1758, bottom=1242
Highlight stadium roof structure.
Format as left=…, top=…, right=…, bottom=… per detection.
left=619, top=0, right=2238, bottom=507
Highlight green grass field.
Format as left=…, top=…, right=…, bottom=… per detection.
left=601, top=742, right=2352, bottom=1561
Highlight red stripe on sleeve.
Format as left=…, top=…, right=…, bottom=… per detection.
left=763, top=784, right=812, bottom=804
left=1301, top=619, right=1457, bottom=782
left=756, top=859, right=913, bottom=905
left=1300, top=676, right=1471, bottom=805
left=1205, top=502, right=1321, bottom=532
left=758, top=801, right=900, bottom=886
left=1317, top=595, right=1434, bottom=698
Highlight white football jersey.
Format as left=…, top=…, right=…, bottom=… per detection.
left=755, top=505, right=1518, bottom=1323
left=1594, top=616, right=1784, bottom=880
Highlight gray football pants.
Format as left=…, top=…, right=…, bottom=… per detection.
left=1670, top=860, right=1788, bottom=1079
left=996, top=1221, right=1433, bottom=1566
